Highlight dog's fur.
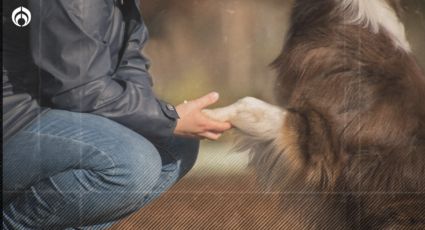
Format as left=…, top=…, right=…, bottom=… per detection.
left=204, top=0, right=425, bottom=229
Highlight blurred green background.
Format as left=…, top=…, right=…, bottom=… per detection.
left=141, top=0, right=292, bottom=106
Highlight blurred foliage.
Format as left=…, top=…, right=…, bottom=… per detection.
left=139, top=0, right=425, bottom=106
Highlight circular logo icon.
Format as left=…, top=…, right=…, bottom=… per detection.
left=12, top=6, right=32, bottom=27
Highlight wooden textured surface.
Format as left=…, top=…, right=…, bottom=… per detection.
left=110, top=173, right=287, bottom=230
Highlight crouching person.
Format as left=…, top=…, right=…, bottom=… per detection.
left=3, top=0, right=231, bottom=229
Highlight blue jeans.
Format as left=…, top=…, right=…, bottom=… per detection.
left=3, top=110, right=199, bottom=229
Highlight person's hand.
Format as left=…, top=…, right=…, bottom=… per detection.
left=174, top=92, right=232, bottom=140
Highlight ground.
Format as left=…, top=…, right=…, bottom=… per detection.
left=110, top=142, right=287, bottom=229
left=110, top=174, right=286, bottom=229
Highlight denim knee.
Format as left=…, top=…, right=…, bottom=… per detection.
left=107, top=139, right=162, bottom=201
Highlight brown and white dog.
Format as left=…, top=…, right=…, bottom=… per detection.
left=204, top=0, right=425, bottom=229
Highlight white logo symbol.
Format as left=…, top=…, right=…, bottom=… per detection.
left=12, top=6, right=31, bottom=27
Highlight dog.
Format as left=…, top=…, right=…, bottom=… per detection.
left=204, top=0, right=425, bottom=229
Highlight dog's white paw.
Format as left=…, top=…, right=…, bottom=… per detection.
left=203, top=97, right=286, bottom=140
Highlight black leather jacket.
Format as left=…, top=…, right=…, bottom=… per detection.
left=3, top=0, right=179, bottom=146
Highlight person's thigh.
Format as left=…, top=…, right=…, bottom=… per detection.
left=4, top=109, right=163, bottom=200
left=3, top=110, right=164, bottom=229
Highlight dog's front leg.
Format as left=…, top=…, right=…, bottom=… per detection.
left=203, top=97, right=286, bottom=140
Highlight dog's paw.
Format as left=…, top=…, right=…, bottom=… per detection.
left=202, top=108, right=236, bottom=122
left=232, top=97, right=285, bottom=139
left=203, top=97, right=286, bottom=140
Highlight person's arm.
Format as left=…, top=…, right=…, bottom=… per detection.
left=30, top=0, right=178, bottom=145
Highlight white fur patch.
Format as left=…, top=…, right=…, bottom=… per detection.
left=339, top=0, right=411, bottom=51
left=203, top=97, right=286, bottom=140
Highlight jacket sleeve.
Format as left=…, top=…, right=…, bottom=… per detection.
left=29, top=0, right=179, bottom=145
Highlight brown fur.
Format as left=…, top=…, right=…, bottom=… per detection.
left=254, top=0, right=425, bottom=228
